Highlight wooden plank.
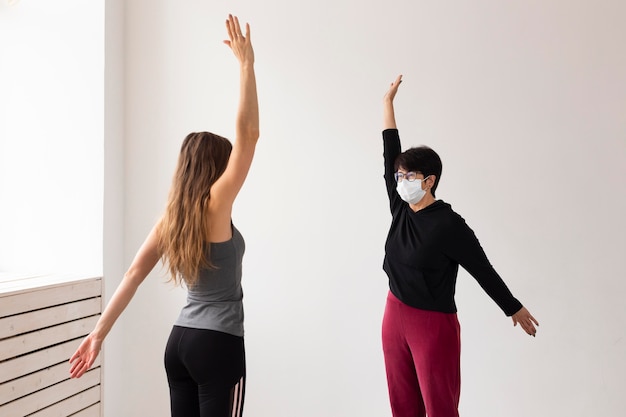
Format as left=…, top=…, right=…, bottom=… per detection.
left=0, top=297, right=101, bottom=339
left=27, top=387, right=100, bottom=417
left=69, top=402, right=101, bottom=417
left=0, top=275, right=100, bottom=295
left=0, top=340, right=80, bottom=384
left=0, top=316, right=99, bottom=361
left=0, top=279, right=101, bottom=318
left=0, top=356, right=101, bottom=405
left=0, top=368, right=100, bottom=417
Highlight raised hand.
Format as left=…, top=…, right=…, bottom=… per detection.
left=223, top=14, right=254, bottom=66
left=512, top=306, right=539, bottom=337
left=383, top=74, right=403, bottom=129
left=384, top=74, right=403, bottom=103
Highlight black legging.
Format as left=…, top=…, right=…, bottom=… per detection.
left=164, top=326, right=245, bottom=417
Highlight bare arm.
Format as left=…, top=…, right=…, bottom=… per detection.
left=69, top=225, right=161, bottom=378
left=211, top=15, right=260, bottom=206
left=383, top=75, right=403, bottom=130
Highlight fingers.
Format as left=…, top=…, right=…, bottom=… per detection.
left=225, top=15, right=235, bottom=41
left=388, top=75, right=402, bottom=91
left=69, top=357, right=84, bottom=378
left=512, top=307, right=538, bottom=337
left=70, top=361, right=89, bottom=378
left=224, top=15, right=252, bottom=55
left=69, top=339, right=98, bottom=378
left=224, top=14, right=254, bottom=65
left=225, top=14, right=246, bottom=41
left=69, top=361, right=82, bottom=377
left=524, top=322, right=536, bottom=336
left=520, top=317, right=537, bottom=336
left=69, top=354, right=95, bottom=378
left=225, top=15, right=239, bottom=43
left=530, top=314, right=539, bottom=326
left=234, top=15, right=242, bottom=38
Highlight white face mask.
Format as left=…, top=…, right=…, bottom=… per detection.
left=396, top=176, right=429, bottom=205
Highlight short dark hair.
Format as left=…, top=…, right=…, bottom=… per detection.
left=394, top=146, right=443, bottom=197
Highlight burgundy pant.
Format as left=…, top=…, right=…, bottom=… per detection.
left=382, top=291, right=461, bottom=417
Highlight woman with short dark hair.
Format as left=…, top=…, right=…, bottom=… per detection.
left=381, top=75, right=538, bottom=417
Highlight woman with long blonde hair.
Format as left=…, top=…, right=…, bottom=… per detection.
left=69, top=15, right=259, bottom=417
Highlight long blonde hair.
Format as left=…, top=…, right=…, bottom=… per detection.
left=157, top=132, right=232, bottom=287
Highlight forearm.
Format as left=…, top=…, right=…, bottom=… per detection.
left=90, top=274, right=141, bottom=341
left=472, top=267, right=523, bottom=316
left=68, top=271, right=145, bottom=379
left=383, top=128, right=401, bottom=177
left=90, top=226, right=160, bottom=342
left=383, top=98, right=397, bottom=129
left=383, top=129, right=403, bottom=209
left=452, top=223, right=522, bottom=316
left=236, top=63, right=259, bottom=141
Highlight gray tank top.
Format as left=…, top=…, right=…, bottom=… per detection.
left=174, top=225, right=245, bottom=337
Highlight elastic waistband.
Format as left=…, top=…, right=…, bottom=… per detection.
left=386, top=290, right=457, bottom=317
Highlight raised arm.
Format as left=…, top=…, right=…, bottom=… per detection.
left=69, top=225, right=161, bottom=378
left=383, top=74, right=402, bottom=129
left=383, top=75, right=404, bottom=210
left=211, top=15, right=259, bottom=205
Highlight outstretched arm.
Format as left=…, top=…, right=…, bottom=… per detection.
left=383, top=74, right=402, bottom=130
left=69, top=225, right=161, bottom=378
left=211, top=15, right=260, bottom=205
left=448, top=218, right=539, bottom=337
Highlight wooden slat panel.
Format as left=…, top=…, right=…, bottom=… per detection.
left=0, top=357, right=101, bottom=405
left=0, top=276, right=102, bottom=416
left=0, top=368, right=100, bottom=417
left=0, top=340, right=79, bottom=384
left=0, top=279, right=101, bottom=318
left=69, top=402, right=101, bottom=417
left=28, top=387, right=100, bottom=417
left=0, top=297, right=101, bottom=339
left=0, top=316, right=99, bottom=361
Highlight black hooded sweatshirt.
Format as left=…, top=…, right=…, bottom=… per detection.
left=382, top=128, right=522, bottom=316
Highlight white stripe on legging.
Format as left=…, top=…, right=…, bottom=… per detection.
left=231, top=375, right=244, bottom=417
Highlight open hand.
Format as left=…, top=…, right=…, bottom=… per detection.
left=69, top=333, right=102, bottom=378
left=512, top=306, right=539, bottom=337
left=223, top=14, right=254, bottom=66
left=384, top=74, right=403, bottom=103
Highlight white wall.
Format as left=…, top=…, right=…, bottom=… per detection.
left=108, top=0, right=623, bottom=416
left=0, top=0, right=104, bottom=277
left=102, top=1, right=125, bottom=416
